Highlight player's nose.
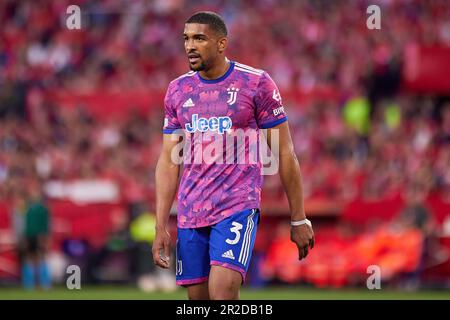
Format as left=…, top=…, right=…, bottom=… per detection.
left=185, top=39, right=196, bottom=52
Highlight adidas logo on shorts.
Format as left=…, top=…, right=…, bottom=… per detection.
left=222, top=250, right=235, bottom=260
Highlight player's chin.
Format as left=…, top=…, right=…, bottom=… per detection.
left=189, top=61, right=205, bottom=71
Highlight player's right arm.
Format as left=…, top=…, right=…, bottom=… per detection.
left=153, top=82, right=182, bottom=269
left=152, top=134, right=181, bottom=269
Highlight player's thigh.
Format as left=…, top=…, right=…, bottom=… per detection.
left=209, top=209, right=260, bottom=291
left=176, top=227, right=211, bottom=288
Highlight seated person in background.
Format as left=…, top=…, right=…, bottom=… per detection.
left=86, top=208, right=133, bottom=284
left=398, top=183, right=435, bottom=235
left=393, top=181, right=444, bottom=288
left=130, top=207, right=176, bottom=292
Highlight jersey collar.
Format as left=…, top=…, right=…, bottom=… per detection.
left=198, top=60, right=235, bottom=84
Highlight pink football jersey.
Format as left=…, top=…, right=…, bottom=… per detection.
left=163, top=61, right=287, bottom=228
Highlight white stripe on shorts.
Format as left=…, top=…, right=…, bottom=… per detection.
left=238, top=209, right=255, bottom=264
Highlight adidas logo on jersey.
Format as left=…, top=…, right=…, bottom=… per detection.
left=222, top=250, right=235, bottom=260
left=183, top=98, right=195, bottom=107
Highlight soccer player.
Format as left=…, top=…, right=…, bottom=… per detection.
left=153, top=11, right=314, bottom=300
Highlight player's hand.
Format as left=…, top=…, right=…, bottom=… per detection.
left=290, top=224, right=315, bottom=260
left=152, top=227, right=171, bottom=269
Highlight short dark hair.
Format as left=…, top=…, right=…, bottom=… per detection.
left=186, top=11, right=228, bottom=37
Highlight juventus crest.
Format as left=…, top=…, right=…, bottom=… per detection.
left=226, top=87, right=239, bottom=105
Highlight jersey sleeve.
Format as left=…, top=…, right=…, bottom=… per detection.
left=254, top=72, right=288, bottom=129
left=162, top=82, right=182, bottom=134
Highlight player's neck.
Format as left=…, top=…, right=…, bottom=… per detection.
left=199, top=57, right=230, bottom=80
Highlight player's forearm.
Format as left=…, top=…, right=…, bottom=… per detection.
left=279, top=150, right=306, bottom=221
left=155, top=154, right=180, bottom=230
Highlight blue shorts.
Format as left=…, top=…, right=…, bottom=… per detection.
left=175, top=208, right=260, bottom=286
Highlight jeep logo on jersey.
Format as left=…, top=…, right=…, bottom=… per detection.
left=226, top=87, right=239, bottom=105
left=185, top=114, right=232, bottom=134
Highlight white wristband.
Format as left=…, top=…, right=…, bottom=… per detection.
left=291, top=219, right=312, bottom=227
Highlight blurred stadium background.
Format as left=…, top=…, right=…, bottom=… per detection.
left=1, top=0, right=450, bottom=299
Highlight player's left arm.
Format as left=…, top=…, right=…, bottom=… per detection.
left=265, top=122, right=315, bottom=260
left=255, top=71, right=314, bottom=260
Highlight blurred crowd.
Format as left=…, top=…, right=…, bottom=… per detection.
left=0, top=106, right=162, bottom=205
left=0, top=0, right=450, bottom=289
left=1, top=0, right=450, bottom=93
left=0, top=0, right=449, bottom=205
left=284, top=96, right=450, bottom=203
left=1, top=89, right=449, bottom=206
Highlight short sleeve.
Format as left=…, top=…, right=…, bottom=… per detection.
left=162, top=82, right=181, bottom=134
left=254, top=72, right=288, bottom=129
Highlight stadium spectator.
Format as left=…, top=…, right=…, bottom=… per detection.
left=22, top=184, right=51, bottom=290
left=86, top=207, right=132, bottom=284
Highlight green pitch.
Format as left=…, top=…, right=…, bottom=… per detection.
left=0, top=286, right=449, bottom=300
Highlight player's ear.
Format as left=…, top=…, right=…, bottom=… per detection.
left=218, top=37, right=227, bottom=53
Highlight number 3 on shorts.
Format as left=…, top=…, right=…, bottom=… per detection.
left=226, top=222, right=243, bottom=245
